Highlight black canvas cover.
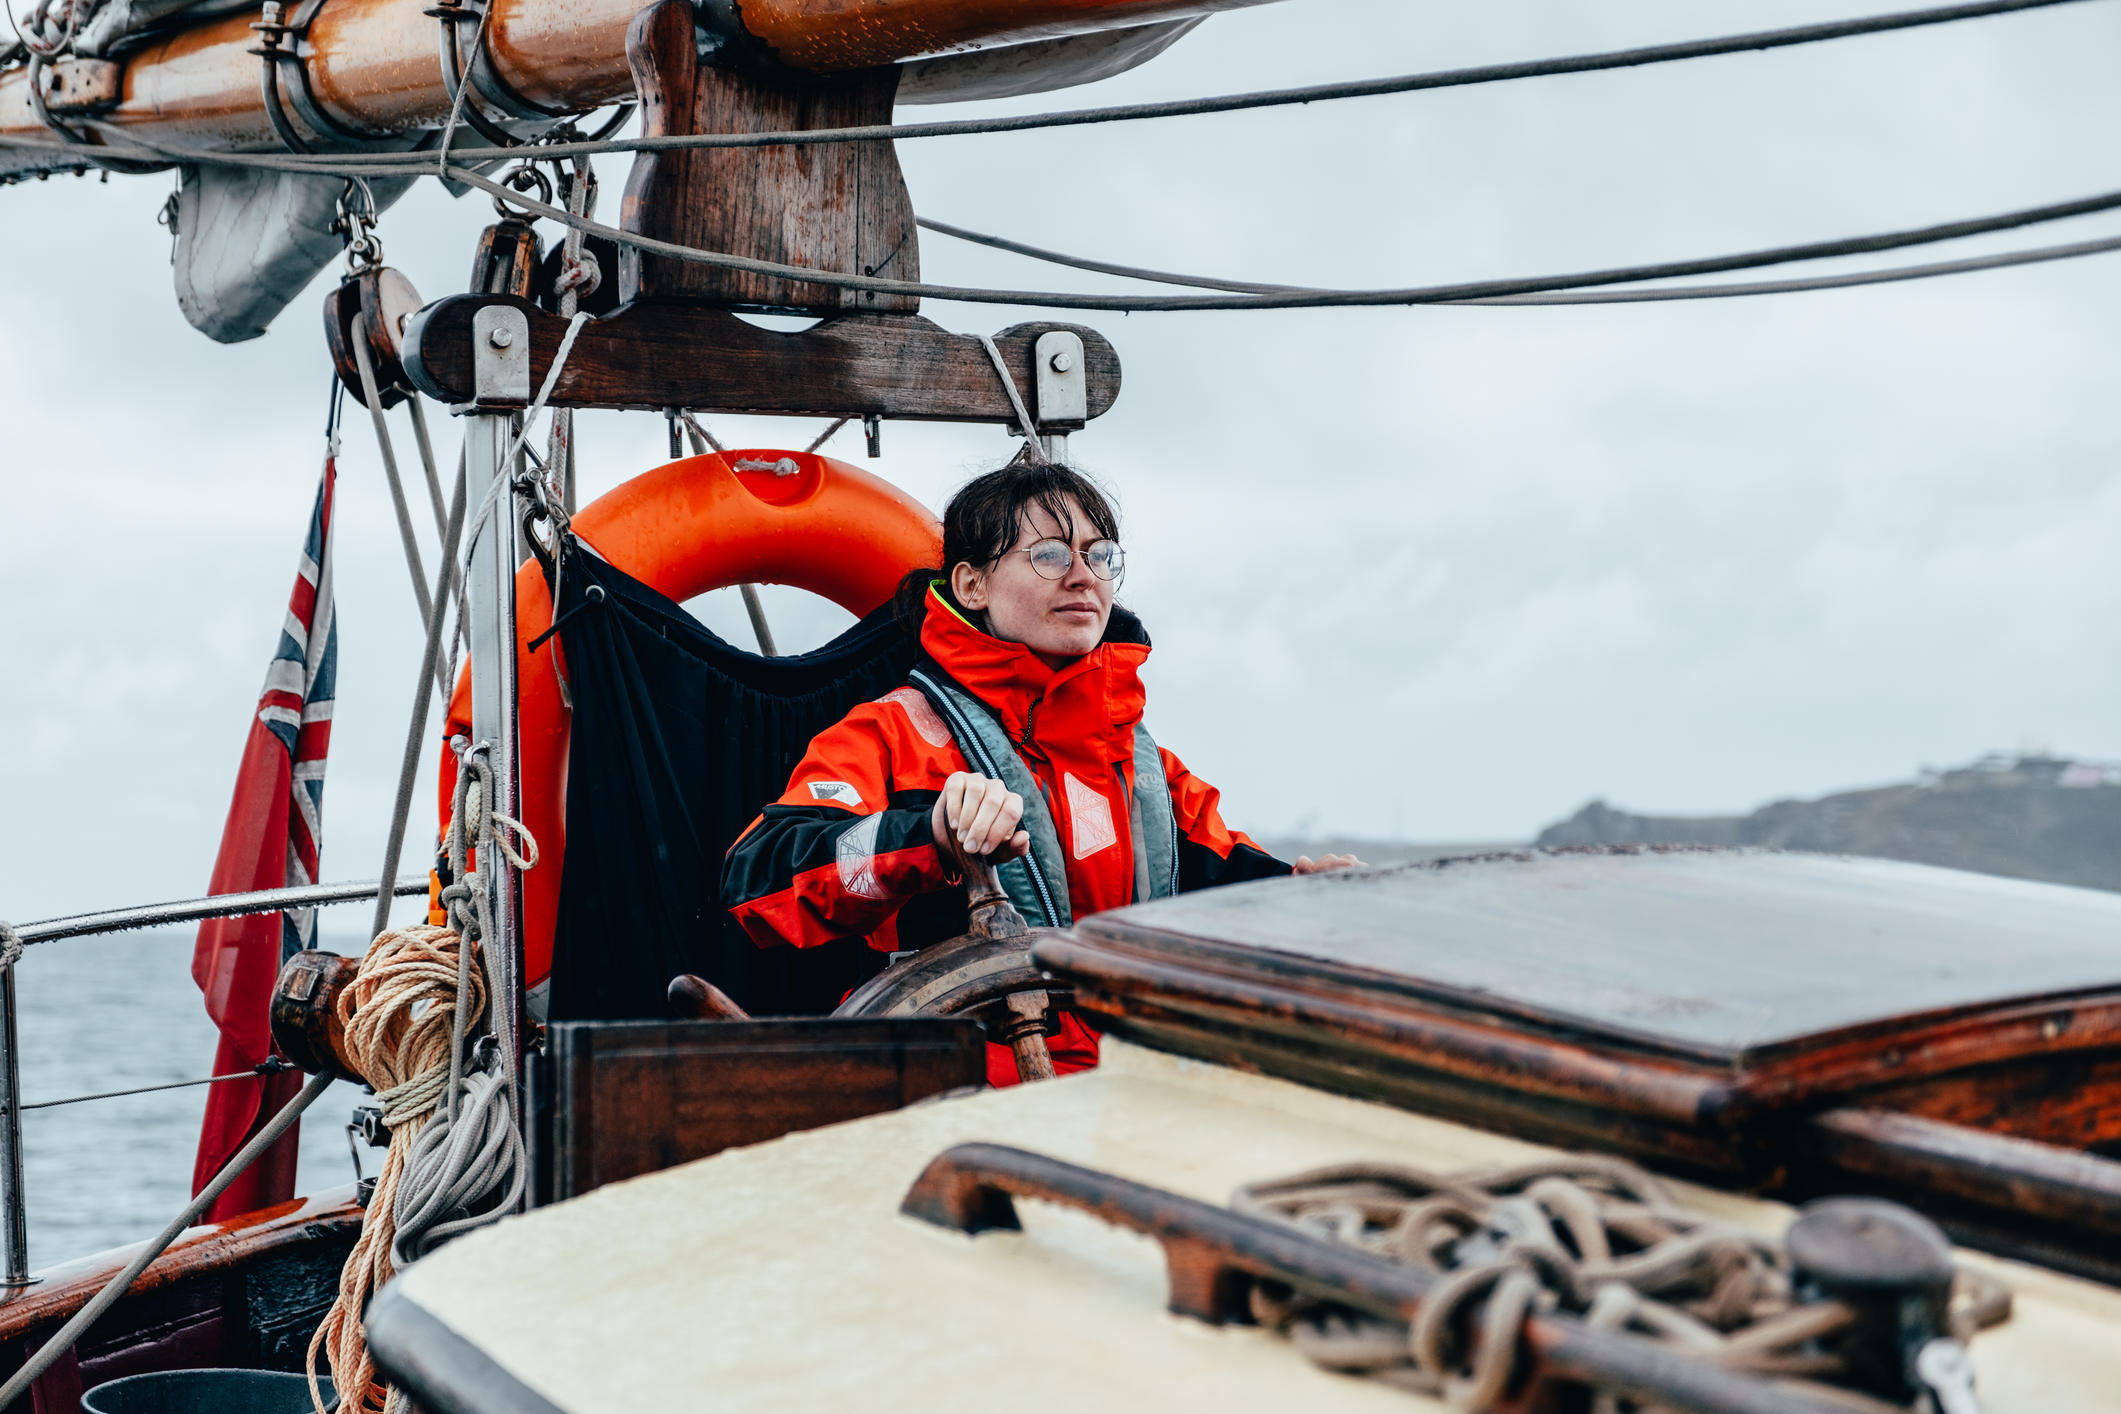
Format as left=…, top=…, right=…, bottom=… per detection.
left=547, top=543, right=911, bottom=1021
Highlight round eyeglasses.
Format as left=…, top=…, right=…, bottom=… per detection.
left=1014, top=538, right=1125, bottom=582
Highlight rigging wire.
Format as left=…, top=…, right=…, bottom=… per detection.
left=919, top=217, right=2121, bottom=305
left=43, top=0, right=2097, bottom=171
left=355, top=160, right=2121, bottom=313
left=0, top=0, right=2113, bottom=312
left=10, top=1059, right=295, bottom=1113
left=16, top=124, right=2121, bottom=312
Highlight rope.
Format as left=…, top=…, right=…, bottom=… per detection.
left=347, top=339, right=447, bottom=696
left=976, top=335, right=1041, bottom=447
left=306, top=924, right=485, bottom=1414
left=923, top=215, right=2121, bottom=306
left=678, top=411, right=725, bottom=454
left=430, top=0, right=493, bottom=178
left=0, top=922, right=21, bottom=972
left=547, top=154, right=597, bottom=520
left=802, top=417, right=848, bottom=455
left=3, top=0, right=85, bottom=65
left=70, top=0, right=2095, bottom=169
left=456, top=308, right=590, bottom=593
left=405, top=395, right=450, bottom=543
left=0, top=1070, right=334, bottom=1413
left=1233, top=1156, right=2012, bottom=1412
left=311, top=749, right=530, bottom=1414
left=369, top=445, right=469, bottom=941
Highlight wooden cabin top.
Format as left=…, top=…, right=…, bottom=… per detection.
left=1038, top=848, right=2121, bottom=1178
left=1061, top=847, right=2121, bottom=1065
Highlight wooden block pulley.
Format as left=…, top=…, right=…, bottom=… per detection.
left=325, top=266, right=426, bottom=409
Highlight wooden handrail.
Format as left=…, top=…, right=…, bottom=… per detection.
left=902, top=1142, right=1864, bottom=1414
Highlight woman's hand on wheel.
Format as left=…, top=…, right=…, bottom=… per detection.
left=933, top=773, right=1031, bottom=864
left=1292, top=853, right=1363, bottom=875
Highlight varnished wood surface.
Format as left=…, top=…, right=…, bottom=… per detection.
left=402, top=296, right=1121, bottom=419
left=1040, top=939, right=1746, bottom=1171
left=0, top=1189, right=361, bottom=1345
left=1862, top=1050, right=2121, bottom=1147
left=0, top=0, right=1269, bottom=176
left=540, top=1018, right=985, bottom=1202
left=1793, top=1108, right=2121, bottom=1282
left=1798, top=1108, right=2121, bottom=1236
left=0, top=1186, right=360, bottom=1412
left=1077, top=850, right=2121, bottom=1063
left=622, top=0, right=916, bottom=312
left=1041, top=848, right=2121, bottom=1186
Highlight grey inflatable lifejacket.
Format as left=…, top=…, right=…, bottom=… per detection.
left=909, top=668, right=1178, bottom=928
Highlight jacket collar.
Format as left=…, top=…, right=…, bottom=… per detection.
left=917, top=586, right=1150, bottom=758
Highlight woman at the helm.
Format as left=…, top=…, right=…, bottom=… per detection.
left=722, top=455, right=1358, bottom=1083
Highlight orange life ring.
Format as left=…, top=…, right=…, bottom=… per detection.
left=435, top=449, right=942, bottom=997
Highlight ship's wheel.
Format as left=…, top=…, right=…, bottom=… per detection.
left=832, top=835, right=1068, bottom=1083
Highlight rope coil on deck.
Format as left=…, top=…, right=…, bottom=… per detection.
left=1233, top=1156, right=2012, bottom=1413
left=309, top=747, right=531, bottom=1414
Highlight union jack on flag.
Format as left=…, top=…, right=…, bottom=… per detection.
left=257, top=465, right=339, bottom=961
left=189, top=437, right=339, bottom=1219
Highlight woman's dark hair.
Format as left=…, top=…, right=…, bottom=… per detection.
left=894, top=449, right=1121, bottom=632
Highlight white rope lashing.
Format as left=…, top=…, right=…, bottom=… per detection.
left=976, top=334, right=1042, bottom=452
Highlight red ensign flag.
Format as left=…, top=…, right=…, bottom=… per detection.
left=189, top=455, right=338, bottom=1221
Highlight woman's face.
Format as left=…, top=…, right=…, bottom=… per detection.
left=952, top=494, right=1116, bottom=665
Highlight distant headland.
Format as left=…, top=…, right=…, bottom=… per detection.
left=1535, top=754, right=2121, bottom=894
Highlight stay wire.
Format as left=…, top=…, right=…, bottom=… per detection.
left=10, top=1059, right=295, bottom=1113
left=26, top=122, right=2121, bottom=312
left=387, top=161, right=2121, bottom=313
left=57, top=0, right=2099, bottom=170
left=919, top=216, right=2121, bottom=305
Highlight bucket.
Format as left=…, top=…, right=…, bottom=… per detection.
left=82, top=1369, right=335, bottom=1414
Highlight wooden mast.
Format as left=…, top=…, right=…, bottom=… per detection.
left=0, top=0, right=1286, bottom=178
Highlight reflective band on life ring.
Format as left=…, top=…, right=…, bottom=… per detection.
left=434, top=449, right=942, bottom=996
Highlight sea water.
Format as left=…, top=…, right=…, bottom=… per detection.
left=18, top=922, right=374, bottom=1269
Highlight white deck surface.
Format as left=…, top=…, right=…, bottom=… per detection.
left=394, top=1040, right=2121, bottom=1412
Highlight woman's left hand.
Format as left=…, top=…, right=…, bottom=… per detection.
left=1291, top=853, right=1363, bottom=875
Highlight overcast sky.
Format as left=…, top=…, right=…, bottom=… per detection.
left=3, top=0, right=2119, bottom=924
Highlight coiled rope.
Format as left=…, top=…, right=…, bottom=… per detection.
left=308, top=746, right=531, bottom=1414
left=1233, top=1155, right=2011, bottom=1413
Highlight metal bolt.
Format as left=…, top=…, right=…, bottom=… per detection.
left=1048, top=350, right=1075, bottom=373
left=488, top=326, right=515, bottom=349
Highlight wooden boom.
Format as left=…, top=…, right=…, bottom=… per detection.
left=0, top=0, right=1282, bottom=176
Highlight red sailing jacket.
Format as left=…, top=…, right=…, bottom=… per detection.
left=723, top=588, right=1290, bottom=1084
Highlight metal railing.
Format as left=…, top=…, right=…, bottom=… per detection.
left=0, top=875, right=428, bottom=1285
